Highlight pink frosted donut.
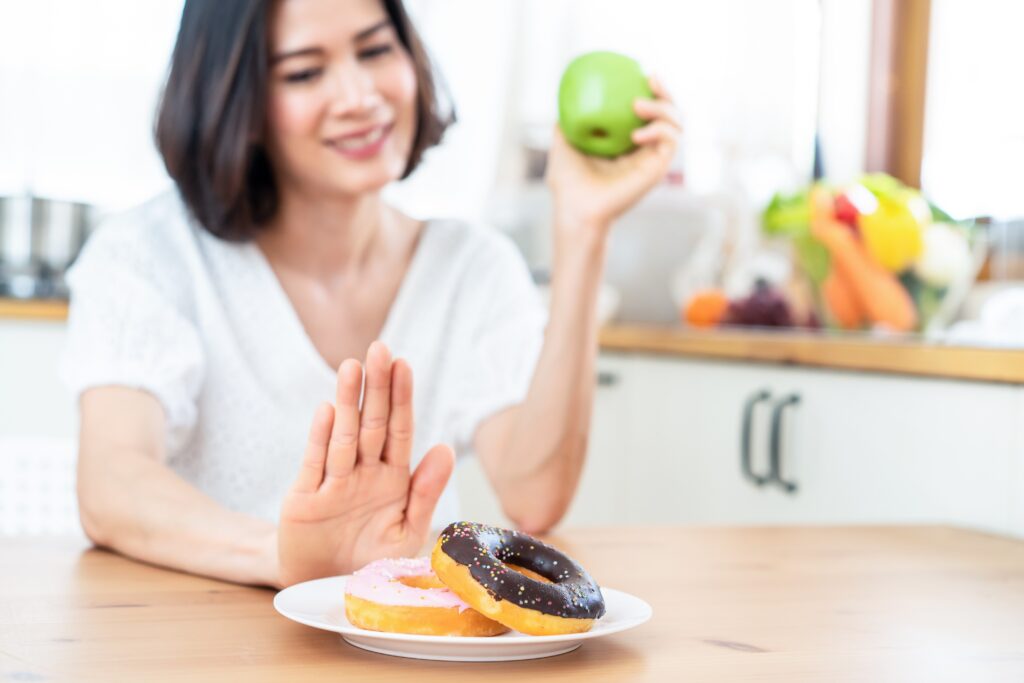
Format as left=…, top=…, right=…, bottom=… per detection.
left=343, top=557, right=509, bottom=636
left=346, top=557, right=470, bottom=610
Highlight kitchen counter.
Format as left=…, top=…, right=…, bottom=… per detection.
left=4, top=298, right=1022, bottom=383
left=2, top=526, right=1023, bottom=682
left=600, top=323, right=1024, bottom=384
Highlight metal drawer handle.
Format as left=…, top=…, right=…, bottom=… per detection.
left=740, top=389, right=772, bottom=486
left=769, top=393, right=801, bottom=494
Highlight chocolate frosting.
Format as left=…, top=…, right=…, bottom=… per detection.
left=438, top=521, right=606, bottom=620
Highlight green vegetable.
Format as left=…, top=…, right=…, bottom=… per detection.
left=793, top=234, right=830, bottom=285
left=762, top=190, right=811, bottom=237
left=898, top=271, right=945, bottom=330
left=928, top=201, right=955, bottom=224
left=859, top=173, right=907, bottom=201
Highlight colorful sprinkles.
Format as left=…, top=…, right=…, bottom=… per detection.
left=437, top=521, right=606, bottom=620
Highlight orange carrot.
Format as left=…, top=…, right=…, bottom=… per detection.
left=822, top=271, right=865, bottom=330
left=810, top=190, right=917, bottom=332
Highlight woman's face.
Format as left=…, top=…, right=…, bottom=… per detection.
left=266, top=0, right=418, bottom=199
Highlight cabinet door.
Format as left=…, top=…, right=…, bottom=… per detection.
left=562, top=353, right=637, bottom=526
left=563, top=353, right=803, bottom=526
left=619, top=356, right=784, bottom=524
left=614, top=355, right=1021, bottom=535
left=0, top=320, right=76, bottom=438
left=768, top=369, right=1020, bottom=534
left=1012, top=391, right=1024, bottom=537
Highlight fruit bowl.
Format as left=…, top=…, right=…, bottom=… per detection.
left=758, top=174, right=984, bottom=335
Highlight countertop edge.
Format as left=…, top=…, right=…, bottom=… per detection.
left=599, top=323, right=1024, bottom=385
left=0, top=298, right=69, bottom=321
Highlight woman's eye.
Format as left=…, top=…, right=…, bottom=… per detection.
left=284, top=68, right=322, bottom=84
left=359, top=44, right=393, bottom=60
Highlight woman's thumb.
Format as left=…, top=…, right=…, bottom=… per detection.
left=404, top=444, right=455, bottom=538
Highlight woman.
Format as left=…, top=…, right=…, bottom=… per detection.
left=62, top=0, right=680, bottom=588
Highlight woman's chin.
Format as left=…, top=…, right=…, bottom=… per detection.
left=317, top=167, right=403, bottom=197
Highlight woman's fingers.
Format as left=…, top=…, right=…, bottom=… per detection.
left=631, top=77, right=681, bottom=164
left=633, top=96, right=682, bottom=132
left=325, top=359, right=362, bottom=478
left=631, top=120, right=681, bottom=151
left=633, top=75, right=682, bottom=145
left=403, top=444, right=455, bottom=540
left=292, top=402, right=334, bottom=493
left=381, top=358, right=414, bottom=468
left=358, top=341, right=392, bottom=465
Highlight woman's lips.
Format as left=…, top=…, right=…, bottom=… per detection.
left=325, top=124, right=393, bottom=161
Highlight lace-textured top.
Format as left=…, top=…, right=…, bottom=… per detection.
left=60, top=191, right=546, bottom=527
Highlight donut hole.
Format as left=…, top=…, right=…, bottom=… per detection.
left=396, top=575, right=447, bottom=590
left=506, top=563, right=553, bottom=584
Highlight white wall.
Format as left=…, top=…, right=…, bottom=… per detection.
left=0, top=0, right=184, bottom=209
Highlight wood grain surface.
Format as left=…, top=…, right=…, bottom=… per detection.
left=1, top=526, right=1023, bottom=682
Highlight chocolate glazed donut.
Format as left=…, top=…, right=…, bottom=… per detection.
left=432, top=522, right=605, bottom=634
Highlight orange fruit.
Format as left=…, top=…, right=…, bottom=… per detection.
left=684, top=288, right=729, bottom=328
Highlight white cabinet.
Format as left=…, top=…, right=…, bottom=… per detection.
left=0, top=319, right=80, bottom=536
left=0, top=319, right=76, bottom=439
left=559, top=353, right=1024, bottom=537
left=560, top=354, right=635, bottom=527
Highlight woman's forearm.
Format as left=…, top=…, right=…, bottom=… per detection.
left=78, top=441, right=280, bottom=588
left=487, top=84, right=679, bottom=530
left=489, top=222, right=608, bottom=531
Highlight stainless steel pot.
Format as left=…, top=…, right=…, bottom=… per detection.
left=0, top=195, right=96, bottom=299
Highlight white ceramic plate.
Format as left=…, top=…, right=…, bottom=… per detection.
left=274, top=575, right=652, bottom=662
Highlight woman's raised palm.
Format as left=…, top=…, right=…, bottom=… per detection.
left=277, top=342, right=454, bottom=587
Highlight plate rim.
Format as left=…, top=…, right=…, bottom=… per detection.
left=341, top=637, right=584, bottom=662
left=273, top=574, right=652, bottom=645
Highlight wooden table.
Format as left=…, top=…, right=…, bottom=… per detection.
left=2, top=527, right=1023, bottom=682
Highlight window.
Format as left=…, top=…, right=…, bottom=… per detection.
left=921, top=0, right=1024, bottom=220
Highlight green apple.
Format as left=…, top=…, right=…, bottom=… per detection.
left=558, top=51, right=653, bottom=158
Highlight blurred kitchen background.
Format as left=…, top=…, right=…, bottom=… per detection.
left=2, top=1, right=1024, bottom=537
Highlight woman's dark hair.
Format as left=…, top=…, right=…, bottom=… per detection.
left=155, top=0, right=454, bottom=241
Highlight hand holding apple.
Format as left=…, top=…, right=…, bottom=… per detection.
left=558, top=51, right=654, bottom=158
left=547, top=62, right=681, bottom=243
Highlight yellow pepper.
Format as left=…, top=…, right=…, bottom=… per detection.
left=857, top=194, right=928, bottom=272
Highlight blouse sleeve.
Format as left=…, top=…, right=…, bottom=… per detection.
left=445, top=233, right=547, bottom=457
left=59, top=221, right=206, bottom=454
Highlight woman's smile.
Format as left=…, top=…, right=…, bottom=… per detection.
left=325, top=122, right=395, bottom=160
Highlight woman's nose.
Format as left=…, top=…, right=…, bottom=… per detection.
left=327, top=65, right=383, bottom=116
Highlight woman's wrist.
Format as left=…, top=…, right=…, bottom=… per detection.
left=552, top=203, right=611, bottom=244
left=551, top=214, right=608, bottom=288
left=259, top=526, right=283, bottom=589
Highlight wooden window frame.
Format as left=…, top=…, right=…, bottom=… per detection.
left=865, top=0, right=933, bottom=188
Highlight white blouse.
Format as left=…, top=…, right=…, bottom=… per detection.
left=60, top=191, right=546, bottom=528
